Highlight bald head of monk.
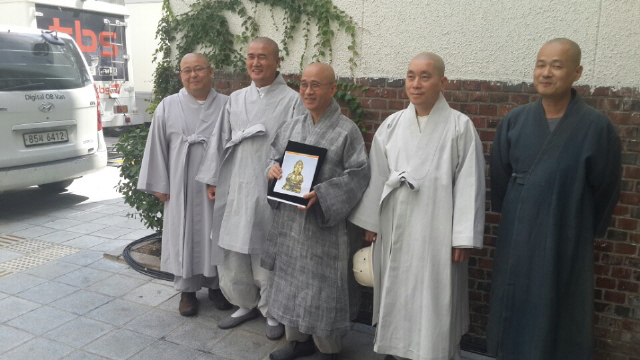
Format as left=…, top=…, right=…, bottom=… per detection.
left=534, top=38, right=583, bottom=103
left=179, top=52, right=214, bottom=100
left=405, top=52, right=448, bottom=116
left=247, top=37, right=281, bottom=88
left=299, top=63, right=337, bottom=123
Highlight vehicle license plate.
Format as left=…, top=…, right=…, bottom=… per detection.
left=23, top=130, right=69, bottom=147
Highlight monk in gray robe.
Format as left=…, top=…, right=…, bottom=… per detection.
left=137, top=53, right=231, bottom=316
left=487, top=38, right=621, bottom=360
left=196, top=37, right=304, bottom=339
left=349, top=53, right=485, bottom=360
left=264, top=63, right=369, bottom=360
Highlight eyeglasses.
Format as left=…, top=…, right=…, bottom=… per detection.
left=299, top=81, right=334, bottom=91
left=180, top=66, right=210, bottom=76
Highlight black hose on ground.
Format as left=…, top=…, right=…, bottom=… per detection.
left=122, top=232, right=174, bottom=281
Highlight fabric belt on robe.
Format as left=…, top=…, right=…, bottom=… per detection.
left=178, top=134, right=209, bottom=252
left=380, top=170, right=420, bottom=204
left=220, top=124, right=266, bottom=162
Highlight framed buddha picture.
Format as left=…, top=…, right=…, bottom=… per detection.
left=268, top=141, right=327, bottom=208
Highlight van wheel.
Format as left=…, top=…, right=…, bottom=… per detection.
left=38, top=179, right=74, bottom=192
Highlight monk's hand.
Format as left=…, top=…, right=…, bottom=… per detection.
left=155, top=192, right=170, bottom=202
left=452, top=248, right=471, bottom=263
left=206, top=185, right=216, bottom=201
left=364, top=230, right=377, bottom=242
left=299, top=190, right=317, bottom=210
left=268, top=164, right=282, bottom=180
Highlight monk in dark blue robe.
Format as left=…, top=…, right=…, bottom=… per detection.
left=487, top=38, right=621, bottom=360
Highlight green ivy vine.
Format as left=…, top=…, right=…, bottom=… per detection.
left=120, top=0, right=367, bottom=232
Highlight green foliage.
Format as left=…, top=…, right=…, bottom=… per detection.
left=115, top=126, right=164, bottom=232
left=334, top=82, right=367, bottom=131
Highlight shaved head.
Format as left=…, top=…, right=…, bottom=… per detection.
left=543, top=38, right=581, bottom=67
left=250, top=37, right=280, bottom=58
left=411, top=52, right=445, bottom=78
left=181, top=53, right=210, bottom=68
left=304, top=62, right=336, bottom=83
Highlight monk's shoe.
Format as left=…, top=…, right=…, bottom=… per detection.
left=179, top=292, right=198, bottom=317
left=266, top=322, right=285, bottom=340
left=269, top=339, right=316, bottom=360
left=218, top=307, right=261, bottom=329
left=208, top=288, right=233, bottom=310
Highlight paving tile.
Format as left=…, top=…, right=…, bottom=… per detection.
left=24, top=260, right=82, bottom=280
left=165, top=319, right=229, bottom=352
left=9, top=225, right=58, bottom=238
left=67, top=211, right=108, bottom=222
left=16, top=281, right=79, bottom=304
left=84, top=328, right=155, bottom=360
left=16, top=214, right=60, bottom=226
left=58, top=249, right=104, bottom=266
left=195, top=353, right=230, bottom=360
left=61, top=235, right=109, bottom=249
left=87, top=258, right=129, bottom=273
left=116, top=218, right=148, bottom=230
left=129, top=340, right=203, bottom=360
left=66, top=222, right=109, bottom=234
left=207, top=328, right=278, bottom=360
left=71, top=202, right=105, bottom=211
left=45, top=208, right=84, bottom=218
left=91, top=204, right=129, bottom=215
left=117, top=229, right=156, bottom=240
left=91, top=239, right=133, bottom=252
left=0, top=221, right=32, bottom=234
left=90, top=226, right=138, bottom=239
left=0, top=296, right=40, bottom=322
left=90, top=214, right=130, bottom=226
left=50, top=289, right=112, bottom=315
left=36, top=230, right=84, bottom=243
left=87, top=274, right=147, bottom=297
left=124, top=308, right=188, bottom=338
left=55, top=267, right=113, bottom=288
left=42, top=218, right=85, bottom=230
left=62, top=350, right=109, bottom=360
left=157, top=292, right=181, bottom=312
left=85, top=298, right=152, bottom=326
left=0, top=337, right=73, bottom=360
left=122, top=281, right=176, bottom=307
left=0, top=272, right=47, bottom=294
left=43, top=317, right=114, bottom=348
left=0, top=249, right=22, bottom=263
left=0, top=324, right=34, bottom=353
left=117, top=267, right=153, bottom=280
left=7, top=305, right=77, bottom=335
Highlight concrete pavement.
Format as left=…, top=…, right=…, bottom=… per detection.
left=0, top=165, right=490, bottom=360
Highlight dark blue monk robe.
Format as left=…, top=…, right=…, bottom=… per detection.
left=487, top=89, right=622, bottom=360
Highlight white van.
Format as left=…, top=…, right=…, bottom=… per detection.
left=0, top=26, right=107, bottom=192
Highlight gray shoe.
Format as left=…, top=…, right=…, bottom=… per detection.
left=266, top=322, right=285, bottom=340
left=217, top=308, right=261, bottom=329
left=269, top=339, right=316, bottom=360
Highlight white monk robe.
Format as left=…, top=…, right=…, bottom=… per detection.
left=138, top=88, right=228, bottom=288
left=196, top=74, right=304, bottom=312
left=348, top=94, right=485, bottom=360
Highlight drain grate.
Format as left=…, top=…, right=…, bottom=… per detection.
left=32, top=245, right=79, bottom=260
left=0, top=237, right=80, bottom=273
left=0, top=268, right=13, bottom=278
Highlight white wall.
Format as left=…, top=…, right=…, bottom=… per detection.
left=125, top=0, right=162, bottom=93
left=166, top=0, right=640, bottom=88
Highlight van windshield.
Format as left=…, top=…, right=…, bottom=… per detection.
left=0, top=32, right=92, bottom=91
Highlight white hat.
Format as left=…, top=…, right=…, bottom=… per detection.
left=353, top=245, right=374, bottom=287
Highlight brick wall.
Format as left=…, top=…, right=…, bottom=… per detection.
left=213, top=72, right=640, bottom=359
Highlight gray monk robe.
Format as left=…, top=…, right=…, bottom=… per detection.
left=196, top=73, right=304, bottom=257
left=262, top=100, right=370, bottom=338
left=349, top=94, right=485, bottom=360
left=138, top=88, right=228, bottom=279
left=487, top=90, right=621, bottom=360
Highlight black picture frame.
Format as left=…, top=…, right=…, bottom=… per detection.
left=267, top=140, right=327, bottom=208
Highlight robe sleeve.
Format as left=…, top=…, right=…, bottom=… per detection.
left=195, top=99, right=232, bottom=186
left=452, top=118, right=486, bottom=248
left=490, top=116, right=513, bottom=213
left=314, top=125, right=370, bottom=228
left=588, top=122, right=622, bottom=237
left=347, top=125, right=390, bottom=233
left=137, top=100, right=170, bottom=194
left=265, top=123, right=291, bottom=209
